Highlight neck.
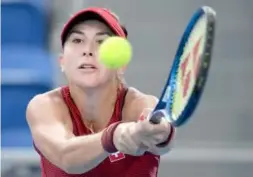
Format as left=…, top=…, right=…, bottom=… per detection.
left=69, top=80, right=121, bottom=129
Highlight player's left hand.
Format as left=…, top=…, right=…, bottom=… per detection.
left=138, top=109, right=176, bottom=156
left=146, top=120, right=175, bottom=156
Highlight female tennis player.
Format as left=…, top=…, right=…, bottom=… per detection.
left=26, top=7, right=175, bottom=177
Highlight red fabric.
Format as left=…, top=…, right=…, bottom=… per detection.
left=101, top=121, right=122, bottom=153
left=34, top=86, right=161, bottom=177
left=61, top=7, right=126, bottom=46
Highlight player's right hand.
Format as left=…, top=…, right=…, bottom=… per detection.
left=113, top=121, right=148, bottom=156
left=134, top=109, right=173, bottom=150
left=113, top=109, right=173, bottom=156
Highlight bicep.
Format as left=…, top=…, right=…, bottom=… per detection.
left=26, top=95, right=74, bottom=167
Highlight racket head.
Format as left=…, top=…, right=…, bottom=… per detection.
left=152, top=6, right=216, bottom=126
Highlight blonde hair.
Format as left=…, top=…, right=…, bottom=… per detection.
left=116, top=70, right=126, bottom=89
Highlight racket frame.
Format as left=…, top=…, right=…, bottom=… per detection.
left=151, top=6, right=216, bottom=126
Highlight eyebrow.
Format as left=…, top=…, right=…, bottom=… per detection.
left=69, top=30, right=113, bottom=37
left=70, top=30, right=84, bottom=35
left=96, top=32, right=113, bottom=36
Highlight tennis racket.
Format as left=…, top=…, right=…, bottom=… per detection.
left=149, top=6, right=216, bottom=127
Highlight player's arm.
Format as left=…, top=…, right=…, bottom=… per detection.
left=118, top=91, right=175, bottom=176
left=26, top=94, right=109, bottom=174
left=121, top=89, right=175, bottom=155
left=114, top=91, right=160, bottom=176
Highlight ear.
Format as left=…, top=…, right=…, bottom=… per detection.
left=58, top=53, right=65, bottom=72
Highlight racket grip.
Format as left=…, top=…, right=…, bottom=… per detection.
left=149, top=110, right=165, bottom=124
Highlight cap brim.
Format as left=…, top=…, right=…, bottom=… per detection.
left=61, top=8, right=126, bottom=46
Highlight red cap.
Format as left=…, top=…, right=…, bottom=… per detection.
left=61, top=7, right=126, bottom=47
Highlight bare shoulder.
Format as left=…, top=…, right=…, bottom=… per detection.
left=27, top=88, right=64, bottom=112
left=122, top=87, right=158, bottom=122
left=26, top=88, right=69, bottom=124
left=126, top=87, right=158, bottom=107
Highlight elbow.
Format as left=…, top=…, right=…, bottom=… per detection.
left=55, top=137, right=106, bottom=174
left=62, top=165, right=87, bottom=175
left=60, top=154, right=101, bottom=174
left=57, top=147, right=87, bottom=174
left=61, top=160, right=87, bottom=175
left=59, top=152, right=88, bottom=174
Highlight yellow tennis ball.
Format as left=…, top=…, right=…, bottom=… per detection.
left=99, top=36, right=132, bottom=69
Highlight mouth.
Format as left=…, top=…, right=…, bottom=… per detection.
left=78, top=64, right=97, bottom=70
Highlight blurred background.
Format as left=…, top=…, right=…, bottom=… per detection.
left=1, top=0, right=253, bottom=176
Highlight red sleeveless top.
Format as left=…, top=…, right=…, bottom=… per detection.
left=35, top=86, right=160, bottom=177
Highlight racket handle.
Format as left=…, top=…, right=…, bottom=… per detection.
left=149, top=110, right=165, bottom=124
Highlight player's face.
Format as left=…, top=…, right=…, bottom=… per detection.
left=60, top=20, right=119, bottom=88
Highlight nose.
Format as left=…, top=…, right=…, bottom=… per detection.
left=81, top=40, right=96, bottom=58
left=82, top=42, right=94, bottom=57
left=82, top=52, right=93, bottom=57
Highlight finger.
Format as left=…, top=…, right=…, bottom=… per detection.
left=136, top=116, right=170, bottom=138
left=141, top=139, right=155, bottom=148
left=124, top=126, right=148, bottom=155
left=142, top=134, right=167, bottom=147
left=135, top=145, right=147, bottom=156
left=151, top=134, right=168, bottom=144
left=147, top=144, right=160, bottom=154
left=141, top=122, right=168, bottom=136
left=118, top=137, right=139, bottom=155
left=124, top=134, right=140, bottom=154
left=124, top=139, right=146, bottom=156
left=149, top=116, right=171, bottom=134
left=141, top=135, right=163, bottom=148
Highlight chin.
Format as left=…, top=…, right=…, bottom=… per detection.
left=78, top=81, right=100, bottom=88
left=75, top=78, right=106, bottom=89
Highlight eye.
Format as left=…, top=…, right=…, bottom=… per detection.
left=96, top=39, right=104, bottom=45
left=72, top=38, right=84, bottom=44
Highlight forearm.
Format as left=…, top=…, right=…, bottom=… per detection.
left=61, top=131, right=108, bottom=174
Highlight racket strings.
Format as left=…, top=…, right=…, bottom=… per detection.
left=171, top=16, right=210, bottom=119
